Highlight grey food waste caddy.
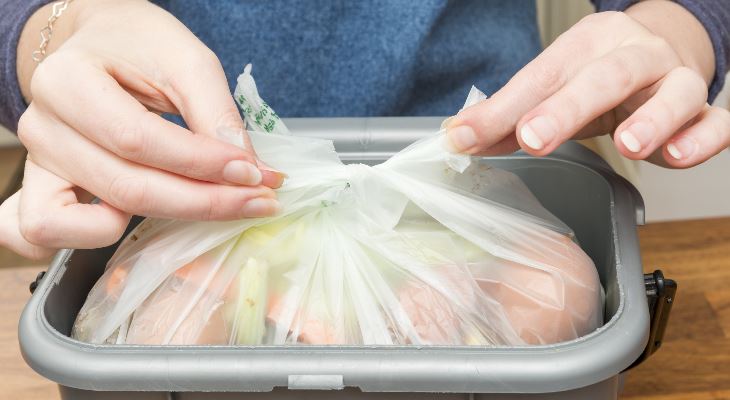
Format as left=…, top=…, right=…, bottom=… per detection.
left=20, top=117, right=673, bottom=400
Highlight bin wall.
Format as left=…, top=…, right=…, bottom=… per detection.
left=59, top=377, right=619, bottom=400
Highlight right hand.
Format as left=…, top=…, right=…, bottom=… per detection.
left=1, top=0, right=283, bottom=259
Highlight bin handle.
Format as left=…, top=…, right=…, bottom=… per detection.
left=624, top=269, right=677, bottom=370
left=29, top=270, right=46, bottom=294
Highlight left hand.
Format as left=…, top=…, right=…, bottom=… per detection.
left=446, top=4, right=730, bottom=168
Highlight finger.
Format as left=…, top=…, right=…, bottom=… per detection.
left=570, top=83, right=658, bottom=140
left=612, top=66, right=708, bottom=159
left=17, top=160, right=131, bottom=249
left=166, top=49, right=247, bottom=139
left=29, top=58, right=261, bottom=186
left=515, top=42, right=679, bottom=156
left=19, top=111, right=279, bottom=220
left=106, top=65, right=180, bottom=114
left=445, top=13, right=633, bottom=153
left=661, top=105, right=730, bottom=168
left=257, top=161, right=287, bottom=189
left=215, top=125, right=285, bottom=188
left=472, top=135, right=520, bottom=157
left=0, top=191, right=55, bottom=260
left=172, top=57, right=289, bottom=189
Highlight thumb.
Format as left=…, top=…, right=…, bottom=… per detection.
left=166, top=50, right=256, bottom=160
left=216, top=126, right=286, bottom=189
left=165, top=49, right=287, bottom=188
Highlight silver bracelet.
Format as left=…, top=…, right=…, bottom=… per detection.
left=32, top=0, right=75, bottom=63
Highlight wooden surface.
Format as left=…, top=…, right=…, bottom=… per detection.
left=1, top=217, right=729, bottom=399
left=1, top=265, right=58, bottom=400
left=622, top=217, right=730, bottom=400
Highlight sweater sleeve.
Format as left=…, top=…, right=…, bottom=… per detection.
left=0, top=0, right=52, bottom=133
left=592, top=0, right=730, bottom=103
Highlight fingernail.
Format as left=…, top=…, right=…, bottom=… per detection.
left=666, top=143, right=682, bottom=159
left=520, top=116, right=555, bottom=151
left=223, top=160, right=262, bottom=186
left=257, top=162, right=288, bottom=189
left=619, top=122, right=654, bottom=153
left=259, top=164, right=288, bottom=179
left=620, top=131, right=641, bottom=153
left=216, top=126, right=246, bottom=148
left=440, top=116, right=455, bottom=130
left=241, top=198, right=280, bottom=217
left=667, top=136, right=698, bottom=160
left=446, top=125, right=477, bottom=152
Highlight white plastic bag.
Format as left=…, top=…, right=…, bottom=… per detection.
left=72, top=65, right=602, bottom=346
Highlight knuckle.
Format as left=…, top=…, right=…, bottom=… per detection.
left=96, top=224, right=127, bottom=248
left=602, top=11, right=631, bottom=26
left=16, top=109, right=41, bottom=148
left=29, top=59, right=59, bottom=102
left=552, top=93, right=582, bottom=132
left=647, top=37, right=681, bottom=65
left=670, top=65, right=697, bottom=80
left=198, top=47, right=223, bottom=70
left=107, top=175, right=151, bottom=214
left=177, top=142, right=208, bottom=178
left=26, top=246, right=53, bottom=261
left=185, top=47, right=223, bottom=77
left=528, top=64, right=564, bottom=96
left=167, top=47, right=224, bottom=98
left=202, top=190, right=220, bottom=221
left=600, top=55, right=634, bottom=89
left=671, top=66, right=708, bottom=98
left=575, top=12, right=603, bottom=27
left=651, top=36, right=673, bottom=54
left=108, top=114, right=148, bottom=159
left=562, top=34, right=593, bottom=58
left=19, top=212, right=53, bottom=246
left=578, top=11, right=627, bottom=28
left=108, top=220, right=129, bottom=243
left=203, top=188, right=247, bottom=221
left=215, top=108, right=245, bottom=133
left=28, top=50, right=79, bottom=101
left=652, top=35, right=675, bottom=53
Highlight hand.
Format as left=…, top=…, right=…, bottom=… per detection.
left=1, top=0, right=283, bottom=259
left=446, top=1, right=730, bottom=168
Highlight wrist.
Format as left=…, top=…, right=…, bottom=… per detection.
left=17, top=1, right=84, bottom=103
left=625, top=0, right=715, bottom=86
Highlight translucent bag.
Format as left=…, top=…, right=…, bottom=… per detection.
left=71, top=65, right=603, bottom=346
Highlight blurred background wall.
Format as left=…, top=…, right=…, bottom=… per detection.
left=1, top=0, right=729, bottom=223
left=0, top=126, right=18, bottom=146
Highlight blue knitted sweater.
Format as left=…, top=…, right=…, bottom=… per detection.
left=1, top=1, right=728, bottom=132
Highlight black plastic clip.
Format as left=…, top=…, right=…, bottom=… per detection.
left=626, top=269, right=677, bottom=370
left=29, top=270, right=46, bottom=294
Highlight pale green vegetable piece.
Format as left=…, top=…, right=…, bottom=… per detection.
left=230, top=257, right=269, bottom=345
